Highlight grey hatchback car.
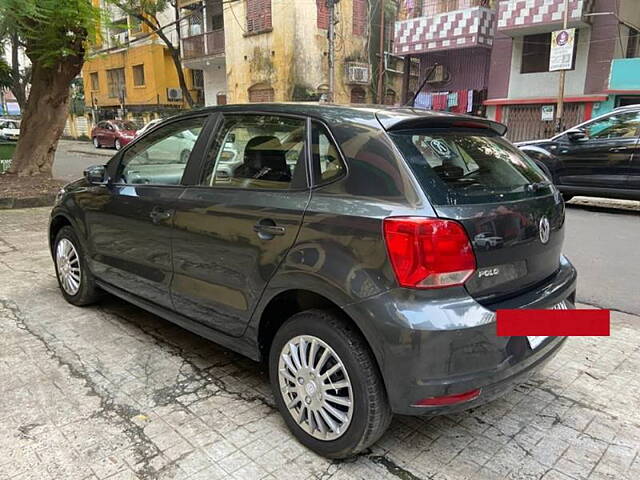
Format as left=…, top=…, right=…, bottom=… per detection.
left=50, top=104, right=577, bottom=458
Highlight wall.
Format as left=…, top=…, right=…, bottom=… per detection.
left=223, top=0, right=370, bottom=104
left=83, top=43, right=196, bottom=108
left=487, top=33, right=513, bottom=99
left=507, top=27, right=591, bottom=99
left=417, top=47, right=492, bottom=92
left=203, top=59, right=228, bottom=105
left=584, top=0, right=620, bottom=94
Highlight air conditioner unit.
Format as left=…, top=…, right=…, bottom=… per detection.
left=426, top=64, right=446, bottom=83
left=345, top=62, right=371, bottom=85
left=167, top=88, right=183, bottom=102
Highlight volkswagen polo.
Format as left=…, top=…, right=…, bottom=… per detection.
left=50, top=104, right=577, bottom=458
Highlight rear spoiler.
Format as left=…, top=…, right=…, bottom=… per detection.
left=375, top=109, right=508, bottom=136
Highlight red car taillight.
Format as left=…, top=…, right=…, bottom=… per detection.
left=383, top=217, right=476, bottom=289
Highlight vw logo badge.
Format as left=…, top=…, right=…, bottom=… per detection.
left=539, top=216, right=550, bottom=244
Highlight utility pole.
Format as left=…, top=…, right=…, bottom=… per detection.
left=377, top=0, right=386, bottom=104
left=555, top=0, right=570, bottom=133
left=328, top=0, right=336, bottom=102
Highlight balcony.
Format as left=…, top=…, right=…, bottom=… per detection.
left=609, top=58, right=640, bottom=93
left=394, top=1, right=496, bottom=55
left=497, top=0, right=594, bottom=36
left=182, top=29, right=225, bottom=62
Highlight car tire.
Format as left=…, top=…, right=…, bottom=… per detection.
left=53, top=226, right=100, bottom=306
left=115, top=139, right=122, bottom=151
left=180, top=149, right=190, bottom=164
left=93, top=137, right=100, bottom=149
left=269, top=309, right=392, bottom=459
left=562, top=194, right=574, bottom=202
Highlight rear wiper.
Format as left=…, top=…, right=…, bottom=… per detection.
left=526, top=182, right=551, bottom=192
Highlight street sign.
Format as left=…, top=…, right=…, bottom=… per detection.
left=550, top=28, right=576, bottom=71
left=542, top=105, right=555, bottom=121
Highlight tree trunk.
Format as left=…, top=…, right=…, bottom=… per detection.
left=154, top=27, right=195, bottom=108
left=8, top=59, right=82, bottom=176
left=10, top=33, right=28, bottom=110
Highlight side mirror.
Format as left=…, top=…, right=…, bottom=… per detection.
left=566, top=129, right=588, bottom=142
left=84, top=165, right=108, bottom=185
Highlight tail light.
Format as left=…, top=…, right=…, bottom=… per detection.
left=383, top=217, right=476, bottom=289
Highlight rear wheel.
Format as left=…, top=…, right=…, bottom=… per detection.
left=54, top=226, right=100, bottom=306
left=93, top=137, right=100, bottom=148
left=269, top=309, right=391, bottom=458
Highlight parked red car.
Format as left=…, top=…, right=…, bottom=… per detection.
left=91, top=120, right=138, bottom=150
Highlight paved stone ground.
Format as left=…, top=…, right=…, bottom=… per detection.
left=1, top=208, right=639, bottom=480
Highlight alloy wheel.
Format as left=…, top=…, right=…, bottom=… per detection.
left=115, top=139, right=121, bottom=150
left=278, top=335, right=353, bottom=441
left=56, top=238, right=81, bottom=296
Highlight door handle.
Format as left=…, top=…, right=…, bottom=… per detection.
left=150, top=207, right=174, bottom=223
left=609, top=147, right=631, bottom=153
left=253, top=219, right=285, bottom=239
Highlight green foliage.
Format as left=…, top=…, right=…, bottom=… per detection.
left=0, top=57, right=11, bottom=89
left=0, top=0, right=101, bottom=68
left=109, top=0, right=170, bottom=20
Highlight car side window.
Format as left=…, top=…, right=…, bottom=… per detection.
left=583, top=111, right=640, bottom=140
left=201, top=114, right=307, bottom=190
left=116, top=117, right=204, bottom=185
left=311, top=122, right=345, bottom=185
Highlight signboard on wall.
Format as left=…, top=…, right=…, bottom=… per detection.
left=541, top=105, right=555, bottom=121
left=549, top=29, right=576, bottom=71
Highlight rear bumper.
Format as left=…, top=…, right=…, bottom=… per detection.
left=344, top=255, right=577, bottom=415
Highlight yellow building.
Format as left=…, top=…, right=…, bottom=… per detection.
left=82, top=1, right=199, bottom=121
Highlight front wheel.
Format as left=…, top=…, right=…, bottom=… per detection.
left=115, top=139, right=122, bottom=151
left=93, top=137, right=100, bottom=148
left=269, top=309, right=392, bottom=458
left=54, top=226, right=100, bottom=306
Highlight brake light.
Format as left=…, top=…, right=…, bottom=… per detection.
left=383, top=217, right=476, bottom=289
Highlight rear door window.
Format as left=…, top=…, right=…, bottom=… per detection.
left=200, top=114, right=307, bottom=190
left=389, top=130, right=550, bottom=205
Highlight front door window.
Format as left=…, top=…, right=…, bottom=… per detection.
left=116, top=117, right=205, bottom=185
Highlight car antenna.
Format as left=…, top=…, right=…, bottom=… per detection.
left=404, top=63, right=440, bottom=108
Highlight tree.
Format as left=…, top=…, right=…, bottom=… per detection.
left=109, top=0, right=194, bottom=107
left=0, top=22, right=31, bottom=111
left=0, top=0, right=100, bottom=176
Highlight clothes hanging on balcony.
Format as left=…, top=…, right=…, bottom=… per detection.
left=414, top=92, right=432, bottom=109
left=468, top=89, right=474, bottom=113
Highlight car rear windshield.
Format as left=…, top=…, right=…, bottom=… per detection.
left=389, top=129, right=551, bottom=205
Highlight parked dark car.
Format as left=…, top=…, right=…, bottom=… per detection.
left=91, top=120, right=138, bottom=150
left=518, top=105, right=640, bottom=201
left=50, top=104, right=576, bottom=458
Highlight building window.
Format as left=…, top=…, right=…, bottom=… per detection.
left=90, top=72, right=100, bottom=91
left=192, top=69, right=205, bottom=89
left=384, top=88, right=396, bottom=105
left=129, top=15, right=142, bottom=35
left=106, top=68, right=126, bottom=99
left=627, top=28, right=640, bottom=58
left=246, top=0, right=272, bottom=34
left=353, top=0, right=367, bottom=36
left=521, top=31, right=579, bottom=74
left=248, top=83, right=275, bottom=102
left=351, top=86, right=366, bottom=103
left=317, top=0, right=329, bottom=29
left=132, top=64, right=145, bottom=87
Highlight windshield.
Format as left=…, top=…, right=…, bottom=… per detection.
left=113, top=120, right=138, bottom=131
left=389, top=130, right=551, bottom=205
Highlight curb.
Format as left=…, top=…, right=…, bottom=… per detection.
left=0, top=193, right=57, bottom=210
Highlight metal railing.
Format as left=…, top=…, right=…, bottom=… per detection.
left=206, top=29, right=225, bottom=55
left=183, top=34, right=205, bottom=59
